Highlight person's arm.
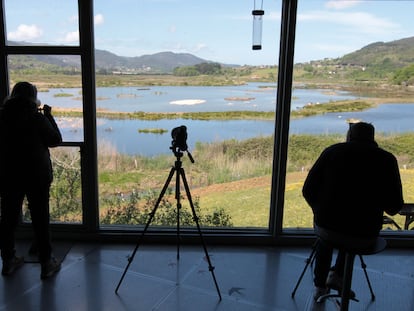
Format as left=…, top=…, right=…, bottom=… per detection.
left=302, top=151, right=327, bottom=210
left=38, top=104, right=62, bottom=147
left=383, top=155, right=404, bottom=216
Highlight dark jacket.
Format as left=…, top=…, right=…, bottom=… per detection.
left=302, top=140, right=404, bottom=237
left=0, top=96, right=62, bottom=187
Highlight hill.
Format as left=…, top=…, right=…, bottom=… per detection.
left=339, top=37, right=414, bottom=68
left=7, top=41, right=213, bottom=74
left=94, top=50, right=211, bottom=73
left=295, top=36, right=414, bottom=83
left=7, top=36, right=414, bottom=83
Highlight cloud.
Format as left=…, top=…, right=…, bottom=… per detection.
left=63, top=31, right=79, bottom=43
left=8, top=24, right=43, bottom=41
left=298, top=10, right=400, bottom=35
left=310, top=43, right=356, bottom=54
left=69, top=15, right=78, bottom=24
left=325, top=0, right=361, bottom=10
left=94, top=14, right=104, bottom=25
left=169, top=25, right=177, bottom=33
left=193, top=43, right=208, bottom=53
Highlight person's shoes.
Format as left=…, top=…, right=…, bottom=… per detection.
left=326, top=270, right=356, bottom=299
left=314, top=286, right=330, bottom=301
left=2, top=256, right=24, bottom=276
left=41, top=257, right=61, bottom=280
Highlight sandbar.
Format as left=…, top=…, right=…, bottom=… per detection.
left=170, top=99, right=206, bottom=105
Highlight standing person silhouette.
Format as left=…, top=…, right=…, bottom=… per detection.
left=0, top=82, right=62, bottom=279
left=302, top=122, right=404, bottom=300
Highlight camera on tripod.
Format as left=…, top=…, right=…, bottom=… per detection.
left=171, top=125, right=188, bottom=152
left=170, top=125, right=194, bottom=163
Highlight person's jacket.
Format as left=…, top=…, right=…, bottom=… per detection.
left=0, top=96, right=62, bottom=187
left=302, top=140, right=404, bottom=237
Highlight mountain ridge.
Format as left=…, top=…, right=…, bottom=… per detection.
left=7, top=36, right=414, bottom=74
left=318, top=36, right=414, bottom=69
left=94, top=50, right=212, bottom=73
left=8, top=41, right=214, bottom=73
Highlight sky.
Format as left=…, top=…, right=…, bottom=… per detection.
left=4, top=0, right=414, bottom=66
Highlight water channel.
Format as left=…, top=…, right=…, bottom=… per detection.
left=39, top=83, right=414, bottom=155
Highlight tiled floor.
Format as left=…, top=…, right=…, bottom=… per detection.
left=1, top=241, right=413, bottom=310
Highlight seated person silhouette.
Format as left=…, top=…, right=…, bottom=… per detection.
left=302, top=122, right=404, bottom=300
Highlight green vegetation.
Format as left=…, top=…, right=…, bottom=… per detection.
left=52, top=99, right=378, bottom=121
left=294, top=37, right=414, bottom=85
left=100, top=189, right=232, bottom=227
left=8, top=35, right=414, bottom=88
left=53, top=93, right=74, bottom=97
left=56, top=110, right=277, bottom=120
left=21, top=114, right=413, bottom=228
left=42, top=133, right=414, bottom=228
left=291, top=100, right=374, bottom=118
left=393, top=64, right=414, bottom=85
left=173, top=62, right=222, bottom=76
left=10, top=62, right=414, bottom=90
left=138, top=128, right=168, bottom=134
left=10, top=40, right=414, bottom=229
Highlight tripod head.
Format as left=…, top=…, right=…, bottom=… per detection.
left=170, top=125, right=194, bottom=163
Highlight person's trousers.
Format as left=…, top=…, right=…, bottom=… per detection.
left=0, top=183, right=52, bottom=263
left=314, top=238, right=346, bottom=287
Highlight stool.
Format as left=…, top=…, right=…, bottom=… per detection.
left=291, top=226, right=386, bottom=311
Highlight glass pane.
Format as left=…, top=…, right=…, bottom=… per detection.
left=49, top=146, right=82, bottom=224
left=23, top=146, right=83, bottom=224
left=8, top=55, right=84, bottom=225
left=4, top=0, right=79, bottom=46
left=94, top=0, right=282, bottom=229
left=8, top=55, right=84, bottom=143
left=283, top=0, right=414, bottom=233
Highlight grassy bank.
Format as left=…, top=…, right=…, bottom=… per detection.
left=11, top=69, right=414, bottom=100
left=190, top=169, right=414, bottom=229
left=94, top=133, right=414, bottom=228
left=52, top=98, right=388, bottom=121
left=47, top=132, right=414, bottom=228
left=12, top=72, right=253, bottom=88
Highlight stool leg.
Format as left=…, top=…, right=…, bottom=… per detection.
left=291, top=239, right=319, bottom=298
left=340, top=253, right=355, bottom=311
left=358, top=255, right=375, bottom=300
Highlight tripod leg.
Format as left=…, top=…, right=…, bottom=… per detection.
left=115, top=166, right=176, bottom=294
left=175, top=164, right=181, bottom=260
left=291, top=238, right=319, bottom=298
left=179, top=168, right=222, bottom=300
left=359, top=255, right=375, bottom=300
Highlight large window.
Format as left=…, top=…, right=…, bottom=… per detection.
left=2, top=0, right=95, bottom=229
left=5, top=0, right=79, bottom=46
left=2, top=0, right=414, bottom=242
left=93, top=0, right=282, bottom=231
left=283, top=0, right=414, bottom=233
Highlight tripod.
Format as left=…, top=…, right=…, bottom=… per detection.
left=115, top=147, right=222, bottom=301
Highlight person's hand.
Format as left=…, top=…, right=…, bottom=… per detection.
left=43, top=104, right=52, bottom=115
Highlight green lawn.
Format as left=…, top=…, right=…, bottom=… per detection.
left=186, top=170, right=414, bottom=229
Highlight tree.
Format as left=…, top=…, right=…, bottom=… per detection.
left=173, top=62, right=222, bottom=76
left=392, top=64, right=414, bottom=85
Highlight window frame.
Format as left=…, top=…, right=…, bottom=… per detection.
left=1, top=0, right=412, bottom=247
